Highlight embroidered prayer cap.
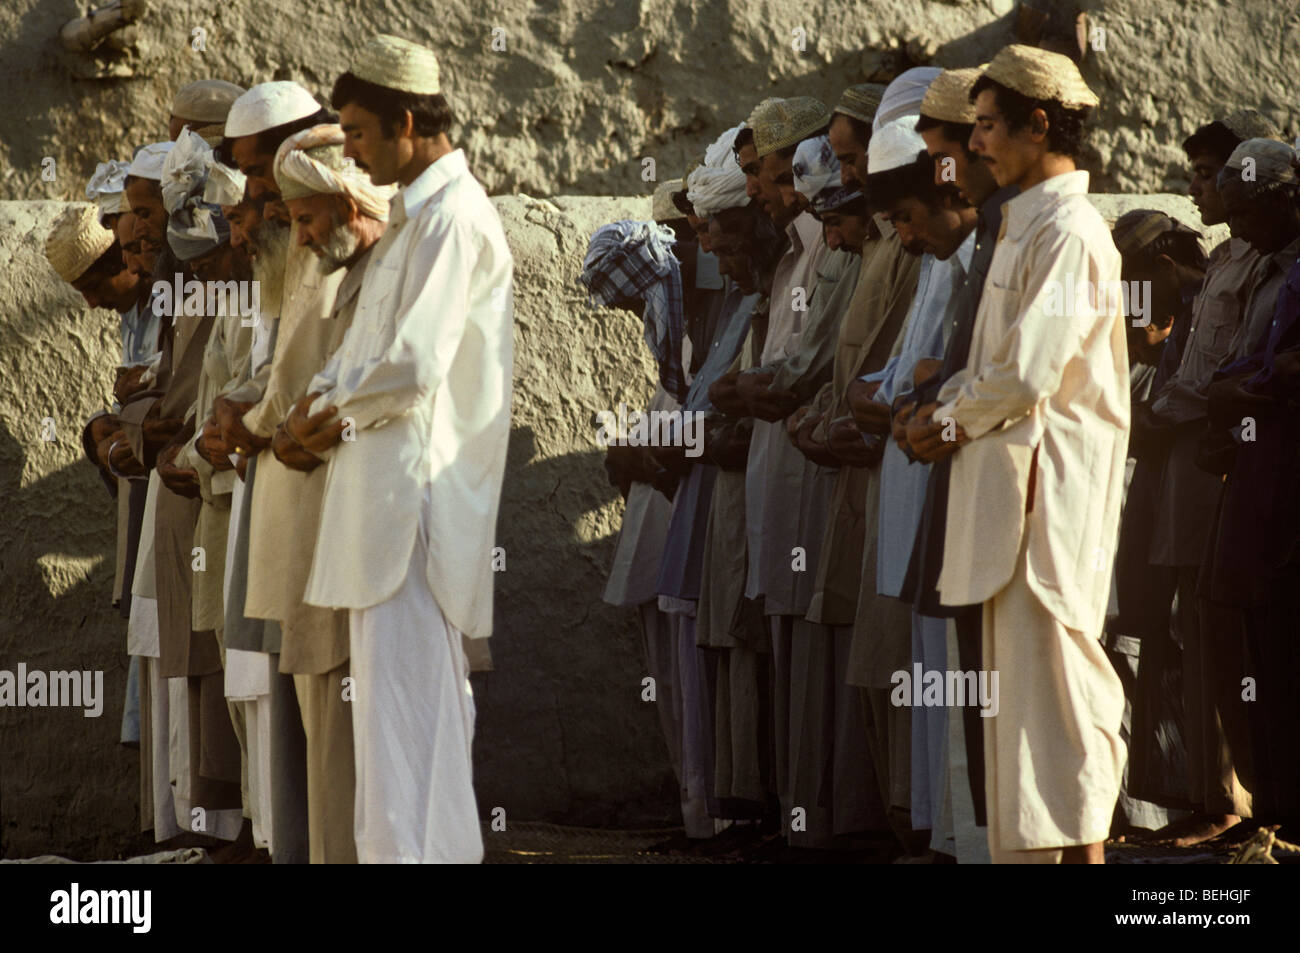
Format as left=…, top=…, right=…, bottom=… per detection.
left=172, top=79, right=246, bottom=124
left=868, top=116, right=927, bottom=175
left=752, top=97, right=832, bottom=158
left=224, top=81, right=321, bottom=139
left=1223, top=137, right=1300, bottom=187
left=1219, top=109, right=1284, bottom=144
left=980, top=44, right=1099, bottom=110
left=204, top=159, right=248, bottom=207
left=348, top=34, right=442, bottom=95
left=652, top=178, right=684, bottom=222
left=833, top=84, right=887, bottom=125
left=45, top=204, right=116, bottom=283
left=274, top=123, right=394, bottom=220
left=919, top=68, right=982, bottom=124
left=1111, top=209, right=1201, bottom=258
left=793, top=135, right=860, bottom=212
left=126, top=141, right=175, bottom=181
left=86, top=159, right=131, bottom=223
left=686, top=124, right=750, bottom=216
left=874, top=68, right=942, bottom=132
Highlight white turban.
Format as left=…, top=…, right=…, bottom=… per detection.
left=868, top=116, right=927, bottom=175
left=126, top=141, right=175, bottom=182
left=85, top=159, right=130, bottom=222
left=686, top=124, right=749, bottom=217
left=273, top=124, right=394, bottom=220
left=204, top=160, right=248, bottom=207
left=873, top=67, right=942, bottom=133
left=161, top=129, right=228, bottom=260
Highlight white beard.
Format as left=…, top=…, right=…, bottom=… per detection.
left=316, top=223, right=362, bottom=274
left=251, top=222, right=291, bottom=317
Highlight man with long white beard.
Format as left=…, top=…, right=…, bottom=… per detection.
left=257, top=123, right=390, bottom=863
left=210, top=80, right=333, bottom=862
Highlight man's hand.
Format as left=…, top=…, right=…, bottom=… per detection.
left=906, top=403, right=968, bottom=462
left=195, top=417, right=235, bottom=471
left=285, top=392, right=346, bottom=455
left=141, top=404, right=186, bottom=455
left=215, top=395, right=272, bottom=455
left=102, top=431, right=146, bottom=476
left=827, top=415, right=881, bottom=467
left=156, top=444, right=201, bottom=498
left=847, top=378, right=891, bottom=435
left=792, top=409, right=840, bottom=468
left=708, top=370, right=749, bottom=417
left=114, top=365, right=150, bottom=404
left=891, top=398, right=917, bottom=451
left=272, top=422, right=325, bottom=472
left=738, top=371, right=801, bottom=422
left=912, top=358, right=942, bottom=389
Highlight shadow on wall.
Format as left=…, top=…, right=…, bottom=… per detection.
left=475, top=425, right=679, bottom=830
left=0, top=419, right=138, bottom=860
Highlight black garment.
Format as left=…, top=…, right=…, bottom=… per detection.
left=898, top=186, right=1014, bottom=827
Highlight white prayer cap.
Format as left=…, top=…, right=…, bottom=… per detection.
left=45, top=204, right=116, bottom=283
left=868, top=116, right=927, bottom=175
left=172, top=79, right=246, bottom=123
left=160, top=129, right=215, bottom=215
left=224, top=81, right=321, bottom=139
left=686, top=124, right=749, bottom=217
left=126, top=141, right=175, bottom=181
left=85, top=159, right=130, bottom=222
left=348, top=34, right=442, bottom=95
left=873, top=67, right=942, bottom=133
left=274, top=124, right=394, bottom=220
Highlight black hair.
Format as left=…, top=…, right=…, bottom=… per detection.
left=1122, top=231, right=1208, bottom=277
left=969, top=76, right=1090, bottom=159
left=79, top=240, right=127, bottom=282
left=1181, top=122, right=1243, bottom=166
left=215, top=107, right=336, bottom=165
left=914, top=114, right=976, bottom=158
left=331, top=72, right=454, bottom=138
left=671, top=189, right=695, bottom=218
left=732, top=126, right=755, bottom=160
left=830, top=111, right=871, bottom=148
left=864, top=150, right=963, bottom=213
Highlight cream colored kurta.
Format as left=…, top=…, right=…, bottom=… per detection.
left=174, top=306, right=254, bottom=632
left=935, top=171, right=1130, bottom=636
left=934, top=170, right=1129, bottom=854
left=242, top=237, right=347, bottom=624
left=273, top=247, right=373, bottom=676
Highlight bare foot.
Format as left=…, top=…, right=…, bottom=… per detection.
left=1166, top=813, right=1242, bottom=848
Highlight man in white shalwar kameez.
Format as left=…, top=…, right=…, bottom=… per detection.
left=911, top=46, right=1129, bottom=863
left=287, top=35, right=513, bottom=864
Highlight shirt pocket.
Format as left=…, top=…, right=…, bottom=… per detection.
left=1196, top=294, right=1241, bottom=362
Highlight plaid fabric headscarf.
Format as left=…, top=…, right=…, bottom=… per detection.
left=580, top=220, right=688, bottom=401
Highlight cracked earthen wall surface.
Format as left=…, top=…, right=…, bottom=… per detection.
left=3, top=1, right=1295, bottom=204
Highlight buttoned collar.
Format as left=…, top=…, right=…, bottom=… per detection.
left=389, top=148, right=468, bottom=227
left=335, top=243, right=377, bottom=313
left=1001, top=169, right=1090, bottom=242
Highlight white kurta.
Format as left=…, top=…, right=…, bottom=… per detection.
left=305, top=149, right=514, bottom=642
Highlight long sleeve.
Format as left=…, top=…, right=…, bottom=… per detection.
left=934, top=231, right=1100, bottom=440
left=308, top=219, right=480, bottom=430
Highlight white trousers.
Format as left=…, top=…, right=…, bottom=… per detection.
left=349, top=533, right=482, bottom=864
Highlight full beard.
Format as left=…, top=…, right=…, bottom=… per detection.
left=316, top=222, right=362, bottom=274
left=251, top=221, right=292, bottom=317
